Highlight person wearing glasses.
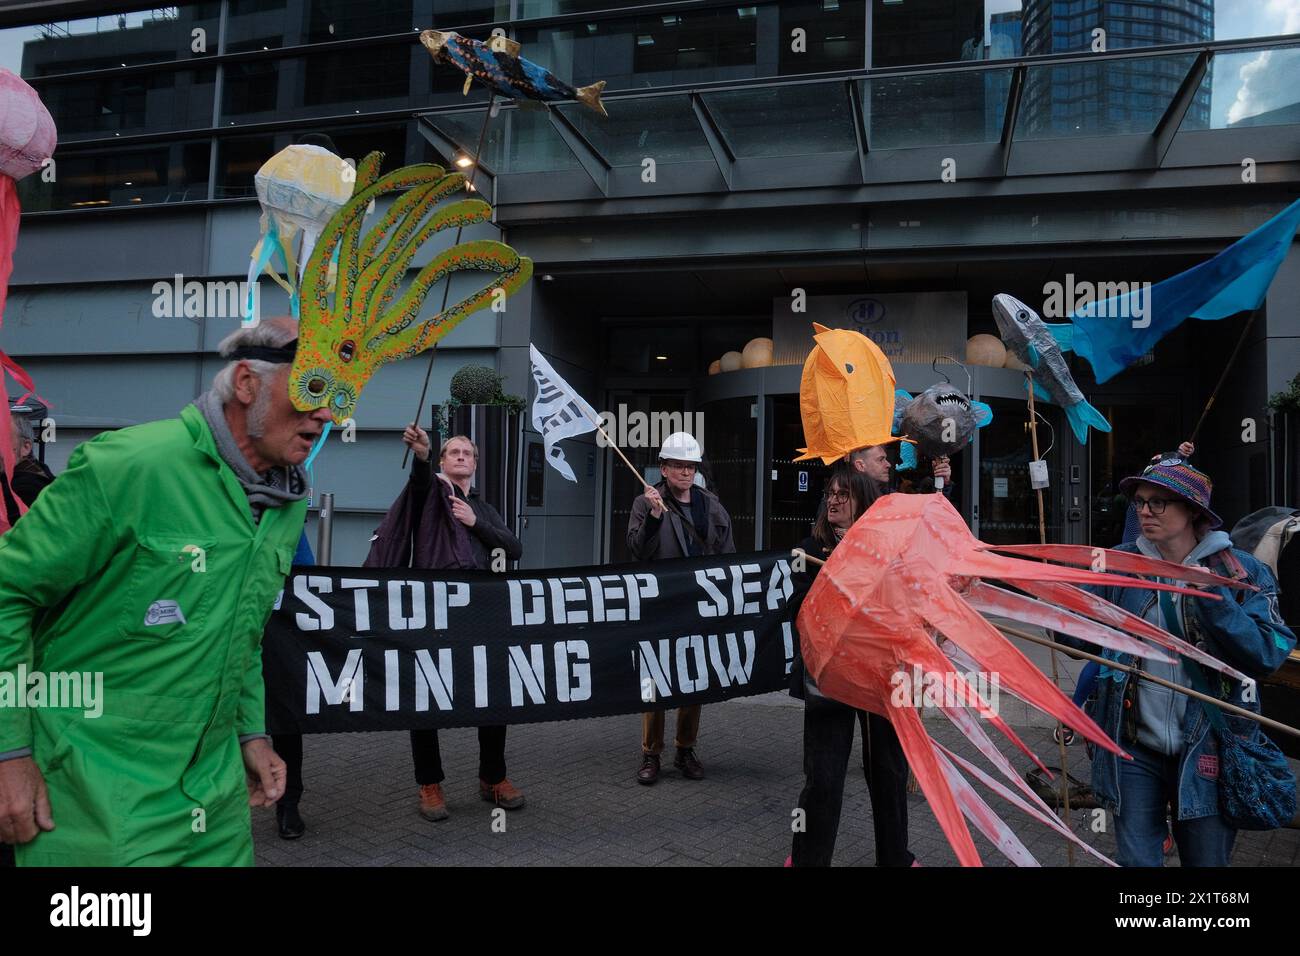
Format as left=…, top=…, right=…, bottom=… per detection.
left=1059, top=441, right=1198, bottom=749
left=1067, top=457, right=1294, bottom=866
left=785, top=463, right=916, bottom=867
left=626, top=431, right=735, bottom=785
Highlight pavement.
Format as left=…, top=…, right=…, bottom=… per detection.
left=253, top=682, right=1300, bottom=867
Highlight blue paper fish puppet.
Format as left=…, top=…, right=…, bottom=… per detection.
left=892, top=383, right=992, bottom=471
left=992, top=293, right=1112, bottom=445
left=421, top=30, right=608, bottom=116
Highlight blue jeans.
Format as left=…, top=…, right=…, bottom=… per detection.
left=1114, top=742, right=1237, bottom=867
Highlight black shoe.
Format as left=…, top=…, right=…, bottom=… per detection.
left=276, top=803, right=306, bottom=840
left=637, top=753, right=660, bottom=785
left=674, top=747, right=705, bottom=780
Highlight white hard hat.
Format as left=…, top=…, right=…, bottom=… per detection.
left=658, top=431, right=703, bottom=463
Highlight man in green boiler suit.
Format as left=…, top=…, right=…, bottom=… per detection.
left=0, top=317, right=329, bottom=866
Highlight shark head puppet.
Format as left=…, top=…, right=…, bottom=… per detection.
left=893, top=383, right=993, bottom=471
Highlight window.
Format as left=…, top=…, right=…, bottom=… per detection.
left=20, top=138, right=211, bottom=209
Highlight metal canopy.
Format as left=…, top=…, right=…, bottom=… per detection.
left=416, top=39, right=1300, bottom=207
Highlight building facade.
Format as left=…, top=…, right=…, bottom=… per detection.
left=4, top=0, right=1300, bottom=567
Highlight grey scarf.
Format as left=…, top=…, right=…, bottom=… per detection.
left=195, top=389, right=307, bottom=522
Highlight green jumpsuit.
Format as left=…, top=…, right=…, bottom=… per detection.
left=0, top=404, right=306, bottom=865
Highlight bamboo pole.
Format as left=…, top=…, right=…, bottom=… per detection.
left=1025, top=372, right=1075, bottom=865
left=997, top=623, right=1300, bottom=741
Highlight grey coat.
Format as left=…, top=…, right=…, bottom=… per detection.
left=626, top=480, right=736, bottom=560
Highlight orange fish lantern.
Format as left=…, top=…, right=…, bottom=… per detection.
left=795, top=322, right=904, bottom=464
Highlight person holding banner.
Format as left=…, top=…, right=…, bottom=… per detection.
left=627, top=431, right=736, bottom=784
left=402, top=425, right=527, bottom=818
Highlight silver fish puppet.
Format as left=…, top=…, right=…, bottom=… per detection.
left=893, top=383, right=993, bottom=472
left=421, top=30, right=608, bottom=117
left=991, top=293, right=1111, bottom=444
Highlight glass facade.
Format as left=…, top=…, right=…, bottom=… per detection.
left=5, top=0, right=1298, bottom=211
left=862, top=70, right=1012, bottom=149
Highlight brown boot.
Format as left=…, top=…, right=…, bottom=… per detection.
left=480, top=778, right=526, bottom=809
left=637, top=752, right=660, bottom=785
left=674, top=747, right=705, bottom=780
left=418, top=783, right=449, bottom=821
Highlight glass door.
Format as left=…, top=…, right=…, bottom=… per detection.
left=766, top=394, right=830, bottom=552
left=977, top=397, right=1065, bottom=545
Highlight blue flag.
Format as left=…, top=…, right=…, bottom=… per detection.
left=1059, top=199, right=1300, bottom=384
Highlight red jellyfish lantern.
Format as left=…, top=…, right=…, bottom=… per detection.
left=0, top=68, right=56, bottom=533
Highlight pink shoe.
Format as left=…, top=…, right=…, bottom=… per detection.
left=911, top=859, right=922, bottom=867
left=784, top=855, right=793, bottom=868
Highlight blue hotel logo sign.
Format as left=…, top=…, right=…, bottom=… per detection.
left=845, top=298, right=886, bottom=328
left=772, top=292, right=967, bottom=365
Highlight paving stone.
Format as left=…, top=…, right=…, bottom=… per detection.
left=254, top=693, right=1299, bottom=867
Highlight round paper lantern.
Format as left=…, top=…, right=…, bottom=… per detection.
left=1003, top=350, right=1030, bottom=372
left=253, top=144, right=354, bottom=284
left=708, top=359, right=721, bottom=375
left=965, top=334, right=1007, bottom=368
left=720, top=350, right=743, bottom=373
left=741, top=336, right=774, bottom=368
left=0, top=68, right=56, bottom=181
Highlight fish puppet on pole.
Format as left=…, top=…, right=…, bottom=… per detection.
left=795, top=323, right=907, bottom=464
left=420, top=30, right=608, bottom=117
left=892, top=382, right=994, bottom=489
left=0, top=69, right=56, bottom=534
left=992, top=293, right=1112, bottom=445
left=993, top=199, right=1300, bottom=445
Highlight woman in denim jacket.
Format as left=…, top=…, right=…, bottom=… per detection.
left=1073, top=458, right=1294, bottom=866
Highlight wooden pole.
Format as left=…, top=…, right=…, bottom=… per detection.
left=1189, top=308, right=1259, bottom=446
left=403, top=90, right=498, bottom=467
left=997, top=623, right=1300, bottom=741
left=1025, top=372, right=1074, bottom=865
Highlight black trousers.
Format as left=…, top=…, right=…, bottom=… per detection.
left=272, top=733, right=304, bottom=808
left=791, top=692, right=914, bottom=867
left=410, top=726, right=507, bottom=786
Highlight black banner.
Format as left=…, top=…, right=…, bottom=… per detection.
left=263, top=551, right=798, bottom=734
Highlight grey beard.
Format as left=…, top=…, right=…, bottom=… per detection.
left=246, top=379, right=274, bottom=438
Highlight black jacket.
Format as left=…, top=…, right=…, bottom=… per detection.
left=626, top=480, right=735, bottom=561
left=789, top=533, right=837, bottom=700
left=410, top=457, right=522, bottom=570
left=12, top=457, right=54, bottom=506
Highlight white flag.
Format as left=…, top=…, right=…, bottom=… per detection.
left=529, top=344, right=600, bottom=482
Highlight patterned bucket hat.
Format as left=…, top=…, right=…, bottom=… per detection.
left=1118, top=457, right=1222, bottom=529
